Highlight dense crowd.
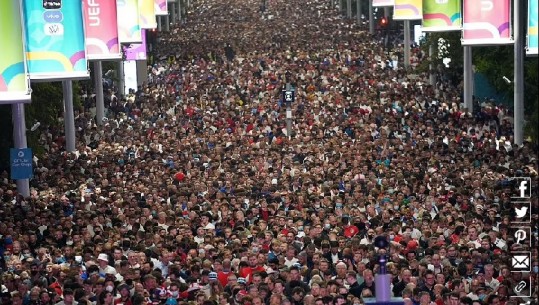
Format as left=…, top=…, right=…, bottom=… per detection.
left=1, top=0, right=538, bottom=305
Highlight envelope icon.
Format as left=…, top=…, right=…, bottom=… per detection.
left=512, top=255, right=530, bottom=271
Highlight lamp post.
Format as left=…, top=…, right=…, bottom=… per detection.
left=283, top=73, right=295, bottom=139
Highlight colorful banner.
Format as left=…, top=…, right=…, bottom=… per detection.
left=154, top=0, right=168, bottom=16
left=0, top=0, right=31, bottom=101
left=124, top=30, right=147, bottom=60
left=462, top=0, right=512, bottom=45
left=117, top=0, right=142, bottom=43
left=528, top=0, right=538, bottom=55
left=83, top=0, right=121, bottom=60
left=373, top=0, right=394, bottom=6
left=394, top=0, right=422, bottom=20
left=23, top=0, right=89, bottom=80
left=422, top=0, right=461, bottom=32
left=139, top=0, right=157, bottom=29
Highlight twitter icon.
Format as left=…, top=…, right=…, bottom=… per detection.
left=514, top=203, right=531, bottom=223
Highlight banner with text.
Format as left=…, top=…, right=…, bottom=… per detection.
left=528, top=0, right=538, bottom=55
left=462, top=0, right=512, bottom=45
left=139, top=0, right=157, bottom=29
left=373, top=0, right=394, bottom=6
left=394, top=0, right=422, bottom=20
left=117, top=0, right=142, bottom=43
left=23, top=0, right=88, bottom=80
left=0, top=0, right=31, bottom=102
left=124, top=30, right=147, bottom=60
left=155, top=0, right=168, bottom=15
left=83, top=0, right=121, bottom=60
left=422, top=0, right=461, bottom=32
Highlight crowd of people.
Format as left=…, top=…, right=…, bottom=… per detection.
left=1, top=0, right=538, bottom=304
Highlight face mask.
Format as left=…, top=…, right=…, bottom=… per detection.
left=314, top=204, right=320, bottom=209
left=324, top=224, right=331, bottom=229
left=171, top=291, right=179, bottom=297
left=474, top=193, right=480, bottom=198
left=106, top=286, right=114, bottom=292
left=336, top=204, right=343, bottom=209
left=389, top=234, right=395, bottom=240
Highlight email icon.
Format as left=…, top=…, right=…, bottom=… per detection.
left=511, top=252, right=531, bottom=272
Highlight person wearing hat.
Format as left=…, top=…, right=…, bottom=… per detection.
left=114, top=284, right=132, bottom=305
left=97, top=254, right=117, bottom=279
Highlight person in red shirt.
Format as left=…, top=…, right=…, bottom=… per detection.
left=217, top=259, right=234, bottom=287
left=239, top=253, right=266, bottom=284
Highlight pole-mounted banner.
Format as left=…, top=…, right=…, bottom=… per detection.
left=23, top=0, right=89, bottom=80
left=0, top=0, right=31, bottom=102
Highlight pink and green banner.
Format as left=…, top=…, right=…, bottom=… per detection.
left=393, top=0, right=422, bottom=20
left=462, top=0, right=512, bottom=45
left=0, top=0, right=30, bottom=101
left=23, top=0, right=88, bottom=80
left=528, top=0, right=538, bottom=55
left=83, top=0, right=121, bottom=60
left=139, top=0, right=157, bottom=29
left=372, top=0, right=394, bottom=7
left=422, top=0, right=461, bottom=32
left=154, top=0, right=168, bottom=16
left=117, top=0, right=142, bottom=43
left=123, top=30, right=147, bottom=60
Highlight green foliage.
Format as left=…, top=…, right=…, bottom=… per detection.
left=420, top=33, right=539, bottom=143
left=24, top=82, right=64, bottom=156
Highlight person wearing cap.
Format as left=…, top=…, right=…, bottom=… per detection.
left=113, top=284, right=132, bottom=305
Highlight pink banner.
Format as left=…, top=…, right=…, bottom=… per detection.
left=83, top=0, right=121, bottom=60
left=373, top=0, right=394, bottom=6
left=123, top=30, right=147, bottom=60
left=155, top=0, right=168, bottom=15
left=462, top=0, right=513, bottom=45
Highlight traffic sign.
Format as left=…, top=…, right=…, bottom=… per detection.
left=10, top=148, right=33, bottom=180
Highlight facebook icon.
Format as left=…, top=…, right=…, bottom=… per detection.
left=512, top=177, right=531, bottom=199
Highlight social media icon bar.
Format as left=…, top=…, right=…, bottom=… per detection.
left=513, top=202, right=532, bottom=223
left=511, top=177, right=532, bottom=199
left=511, top=252, right=531, bottom=272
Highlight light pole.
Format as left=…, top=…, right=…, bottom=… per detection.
left=283, top=82, right=295, bottom=139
